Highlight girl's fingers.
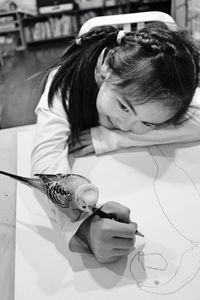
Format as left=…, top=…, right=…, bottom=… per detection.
left=111, top=237, right=135, bottom=249
left=109, top=220, right=137, bottom=239
left=74, top=145, right=95, bottom=157
left=68, top=130, right=91, bottom=145
left=69, top=143, right=83, bottom=153
left=101, top=201, right=131, bottom=223
left=69, top=139, right=90, bottom=152
left=69, top=138, right=88, bottom=150
left=68, top=130, right=93, bottom=153
left=112, top=248, right=133, bottom=256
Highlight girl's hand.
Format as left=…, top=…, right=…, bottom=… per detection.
left=76, top=201, right=137, bottom=264
left=68, top=129, right=95, bottom=157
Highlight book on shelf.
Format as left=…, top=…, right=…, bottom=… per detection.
left=0, top=15, right=18, bottom=32
left=24, top=15, right=78, bottom=42
left=75, top=0, right=118, bottom=10
left=37, top=0, right=74, bottom=14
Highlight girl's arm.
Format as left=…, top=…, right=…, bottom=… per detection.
left=31, top=69, right=71, bottom=175
left=31, top=74, right=93, bottom=253
left=31, top=107, right=70, bottom=174
left=91, top=91, right=200, bottom=155
left=32, top=106, right=136, bottom=261
left=31, top=73, right=137, bottom=263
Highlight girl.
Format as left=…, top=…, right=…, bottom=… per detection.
left=31, top=22, right=200, bottom=264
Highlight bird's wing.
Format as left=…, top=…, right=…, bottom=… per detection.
left=45, top=181, right=72, bottom=208
left=34, top=173, right=90, bottom=184
left=34, top=173, right=66, bottom=183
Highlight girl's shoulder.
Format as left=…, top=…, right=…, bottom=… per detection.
left=35, top=67, right=66, bottom=116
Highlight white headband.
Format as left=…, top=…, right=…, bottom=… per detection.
left=116, top=30, right=126, bottom=45
left=75, top=37, right=82, bottom=45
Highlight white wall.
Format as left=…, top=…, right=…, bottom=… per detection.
left=171, top=0, right=186, bottom=27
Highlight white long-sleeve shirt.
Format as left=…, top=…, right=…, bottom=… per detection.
left=31, top=72, right=200, bottom=253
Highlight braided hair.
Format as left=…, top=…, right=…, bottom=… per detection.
left=106, top=22, right=199, bottom=124
left=40, top=22, right=199, bottom=141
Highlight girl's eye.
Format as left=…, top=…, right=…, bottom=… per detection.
left=119, top=102, right=129, bottom=112
left=142, top=121, right=154, bottom=127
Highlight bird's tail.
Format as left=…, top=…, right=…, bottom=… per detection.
left=0, top=170, right=45, bottom=193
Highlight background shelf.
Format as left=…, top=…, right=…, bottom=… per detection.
left=0, top=1, right=172, bottom=47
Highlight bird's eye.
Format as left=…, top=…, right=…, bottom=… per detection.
left=119, top=102, right=129, bottom=112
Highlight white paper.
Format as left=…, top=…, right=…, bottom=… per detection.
left=15, top=129, right=200, bottom=300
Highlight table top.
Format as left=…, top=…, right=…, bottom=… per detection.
left=1, top=124, right=200, bottom=300
left=14, top=127, right=200, bottom=300
left=0, top=125, right=35, bottom=300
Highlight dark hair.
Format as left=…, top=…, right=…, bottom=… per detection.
left=106, top=22, right=199, bottom=125
left=38, top=22, right=199, bottom=141
left=46, top=27, right=119, bottom=141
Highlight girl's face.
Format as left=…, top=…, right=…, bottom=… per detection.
left=96, top=80, right=174, bottom=134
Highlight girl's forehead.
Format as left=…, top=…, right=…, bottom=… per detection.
left=107, top=77, right=142, bottom=98
left=110, top=81, right=174, bottom=106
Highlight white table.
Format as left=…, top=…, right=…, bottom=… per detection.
left=0, top=125, right=35, bottom=300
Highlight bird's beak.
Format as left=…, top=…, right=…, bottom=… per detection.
left=85, top=205, right=96, bottom=214
left=75, top=183, right=99, bottom=211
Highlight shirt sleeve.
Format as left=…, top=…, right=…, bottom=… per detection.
left=91, top=88, right=200, bottom=155
left=31, top=72, right=91, bottom=253
left=31, top=69, right=71, bottom=174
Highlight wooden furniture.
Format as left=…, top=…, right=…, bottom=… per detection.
left=20, top=0, right=172, bottom=45
left=0, top=10, right=26, bottom=51
left=130, top=0, right=171, bottom=14
left=22, top=9, right=79, bottom=44
left=21, top=0, right=131, bottom=44
left=0, top=1, right=172, bottom=47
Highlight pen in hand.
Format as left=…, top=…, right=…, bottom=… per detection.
left=92, top=207, right=144, bottom=237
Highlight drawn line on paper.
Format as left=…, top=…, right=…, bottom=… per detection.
left=130, top=244, right=200, bottom=295
left=149, top=145, right=200, bottom=244
left=157, top=146, right=200, bottom=200
left=138, top=253, right=168, bottom=271
left=129, top=145, right=200, bottom=295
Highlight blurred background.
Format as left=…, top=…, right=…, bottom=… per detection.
left=0, top=0, right=199, bottom=129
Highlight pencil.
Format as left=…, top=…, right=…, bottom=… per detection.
left=92, top=207, right=144, bottom=237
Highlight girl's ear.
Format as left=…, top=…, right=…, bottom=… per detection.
left=95, top=49, right=112, bottom=87
left=100, top=61, right=111, bottom=79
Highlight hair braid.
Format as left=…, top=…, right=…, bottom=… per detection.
left=77, top=26, right=119, bottom=48
left=125, top=30, right=177, bottom=56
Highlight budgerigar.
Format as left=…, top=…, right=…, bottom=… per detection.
left=0, top=171, right=98, bottom=213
